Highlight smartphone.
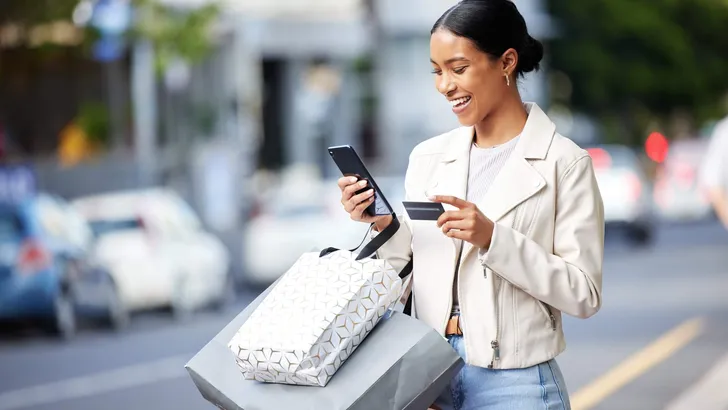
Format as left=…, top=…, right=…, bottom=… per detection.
left=402, top=201, right=446, bottom=221
left=328, top=145, right=394, bottom=217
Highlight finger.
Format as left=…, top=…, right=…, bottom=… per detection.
left=430, top=195, right=471, bottom=209
left=444, top=227, right=470, bottom=241
left=441, top=219, right=475, bottom=234
left=337, top=176, right=359, bottom=190
left=343, top=179, right=369, bottom=200
left=352, top=195, right=375, bottom=217
left=344, top=189, right=374, bottom=213
left=436, top=209, right=468, bottom=228
left=351, top=189, right=375, bottom=205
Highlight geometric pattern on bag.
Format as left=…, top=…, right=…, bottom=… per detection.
left=228, top=250, right=403, bottom=387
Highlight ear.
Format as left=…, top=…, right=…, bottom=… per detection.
left=501, top=48, right=518, bottom=76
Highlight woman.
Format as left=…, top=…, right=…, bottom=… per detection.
left=338, top=0, right=604, bottom=408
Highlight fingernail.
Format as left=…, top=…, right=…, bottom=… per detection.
left=367, top=189, right=374, bottom=195
left=359, top=180, right=368, bottom=187
left=349, top=177, right=358, bottom=183
left=427, top=195, right=436, bottom=201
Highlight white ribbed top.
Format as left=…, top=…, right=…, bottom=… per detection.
left=452, top=135, right=520, bottom=314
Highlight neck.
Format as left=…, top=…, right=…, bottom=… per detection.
left=473, top=96, right=528, bottom=148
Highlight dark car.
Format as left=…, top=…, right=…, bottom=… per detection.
left=0, top=193, right=127, bottom=339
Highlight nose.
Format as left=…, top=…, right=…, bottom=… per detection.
left=436, top=73, right=456, bottom=96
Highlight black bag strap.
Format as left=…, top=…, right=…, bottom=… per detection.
left=319, top=214, right=411, bottom=279
left=403, top=290, right=413, bottom=316
left=355, top=216, right=400, bottom=261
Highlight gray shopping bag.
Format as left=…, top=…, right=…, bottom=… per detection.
left=185, top=280, right=464, bottom=410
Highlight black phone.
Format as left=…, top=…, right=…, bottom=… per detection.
left=402, top=201, right=446, bottom=221
left=328, top=145, right=394, bottom=217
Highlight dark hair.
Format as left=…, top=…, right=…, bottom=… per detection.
left=431, top=0, right=544, bottom=77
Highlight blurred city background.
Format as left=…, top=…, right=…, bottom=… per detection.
left=0, top=0, right=727, bottom=409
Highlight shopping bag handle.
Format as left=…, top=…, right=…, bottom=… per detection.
left=319, top=214, right=412, bottom=279
left=355, top=215, right=400, bottom=260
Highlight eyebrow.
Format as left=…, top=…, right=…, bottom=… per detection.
left=430, top=56, right=470, bottom=65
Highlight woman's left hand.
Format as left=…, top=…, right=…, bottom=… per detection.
left=431, top=195, right=495, bottom=249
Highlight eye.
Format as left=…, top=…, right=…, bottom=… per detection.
left=453, top=66, right=468, bottom=74
left=431, top=69, right=442, bottom=75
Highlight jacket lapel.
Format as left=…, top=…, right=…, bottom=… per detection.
left=461, top=103, right=556, bottom=260
left=425, top=127, right=473, bottom=250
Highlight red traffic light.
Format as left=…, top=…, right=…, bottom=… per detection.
left=645, top=132, right=669, bottom=163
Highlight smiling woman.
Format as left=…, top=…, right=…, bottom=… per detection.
left=429, top=0, right=544, bottom=141
left=338, top=1, right=605, bottom=409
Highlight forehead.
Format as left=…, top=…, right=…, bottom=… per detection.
left=430, top=29, right=482, bottom=62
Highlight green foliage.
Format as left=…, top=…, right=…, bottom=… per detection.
left=76, top=101, right=110, bottom=144
left=0, top=0, right=220, bottom=75
left=131, top=0, right=220, bottom=75
left=0, top=1, right=78, bottom=25
left=547, top=0, right=728, bottom=143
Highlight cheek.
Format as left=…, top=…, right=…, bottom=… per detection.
left=471, top=75, right=502, bottom=107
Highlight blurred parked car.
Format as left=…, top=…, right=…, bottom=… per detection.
left=653, top=139, right=712, bottom=222
left=586, top=145, right=655, bottom=245
left=243, top=176, right=405, bottom=284
left=71, top=188, right=232, bottom=319
left=0, top=193, right=122, bottom=339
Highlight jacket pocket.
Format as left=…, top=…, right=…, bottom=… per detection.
left=537, top=300, right=557, bottom=331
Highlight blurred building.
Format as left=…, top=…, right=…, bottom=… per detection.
left=0, top=0, right=554, bottom=206
left=220, top=0, right=371, bottom=178
left=201, top=0, right=555, bottom=178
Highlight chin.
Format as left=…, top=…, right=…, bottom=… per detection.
left=455, top=114, right=479, bottom=127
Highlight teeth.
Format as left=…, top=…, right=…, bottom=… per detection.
left=449, top=97, right=471, bottom=107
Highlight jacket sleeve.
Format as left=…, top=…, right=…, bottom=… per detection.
left=374, top=154, right=416, bottom=275
left=481, top=154, right=605, bottom=319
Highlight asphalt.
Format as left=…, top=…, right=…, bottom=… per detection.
left=1, top=220, right=727, bottom=410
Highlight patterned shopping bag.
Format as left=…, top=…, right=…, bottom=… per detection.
left=228, top=218, right=411, bottom=387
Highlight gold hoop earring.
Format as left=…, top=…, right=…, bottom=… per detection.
left=505, top=74, right=511, bottom=87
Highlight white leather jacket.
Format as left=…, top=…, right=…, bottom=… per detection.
left=377, top=103, right=605, bottom=369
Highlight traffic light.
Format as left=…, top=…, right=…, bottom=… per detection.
left=645, top=132, right=669, bottom=163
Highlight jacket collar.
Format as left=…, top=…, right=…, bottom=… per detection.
left=427, top=103, right=555, bottom=258
left=441, top=102, right=556, bottom=163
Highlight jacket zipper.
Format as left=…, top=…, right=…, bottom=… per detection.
left=488, top=277, right=504, bottom=368
left=537, top=301, right=557, bottom=331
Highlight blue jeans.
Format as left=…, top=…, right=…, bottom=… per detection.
left=432, top=336, right=571, bottom=410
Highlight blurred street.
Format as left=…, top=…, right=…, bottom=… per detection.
left=0, top=221, right=727, bottom=410
left=1, top=0, right=728, bottom=409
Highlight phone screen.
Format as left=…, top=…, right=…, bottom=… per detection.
left=372, top=185, right=390, bottom=215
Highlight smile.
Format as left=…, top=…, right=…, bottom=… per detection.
left=449, top=96, right=472, bottom=114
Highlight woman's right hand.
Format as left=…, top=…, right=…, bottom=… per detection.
left=337, top=176, right=393, bottom=231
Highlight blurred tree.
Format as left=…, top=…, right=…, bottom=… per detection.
left=131, top=0, right=220, bottom=75
left=57, top=101, right=109, bottom=166
left=0, top=1, right=77, bottom=24
left=0, top=0, right=219, bottom=156
left=547, top=0, right=728, bottom=145
left=0, top=0, right=219, bottom=74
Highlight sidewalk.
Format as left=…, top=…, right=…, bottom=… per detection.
left=665, top=351, right=728, bottom=410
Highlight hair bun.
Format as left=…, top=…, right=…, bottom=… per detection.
left=518, top=35, right=544, bottom=74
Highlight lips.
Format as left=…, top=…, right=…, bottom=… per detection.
left=449, top=96, right=472, bottom=115
left=449, top=96, right=471, bottom=107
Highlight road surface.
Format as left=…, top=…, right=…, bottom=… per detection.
left=1, top=221, right=727, bottom=410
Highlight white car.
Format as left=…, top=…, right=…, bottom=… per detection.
left=654, top=139, right=712, bottom=222
left=242, top=176, right=405, bottom=284
left=71, top=189, right=232, bottom=318
left=586, top=145, right=655, bottom=245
